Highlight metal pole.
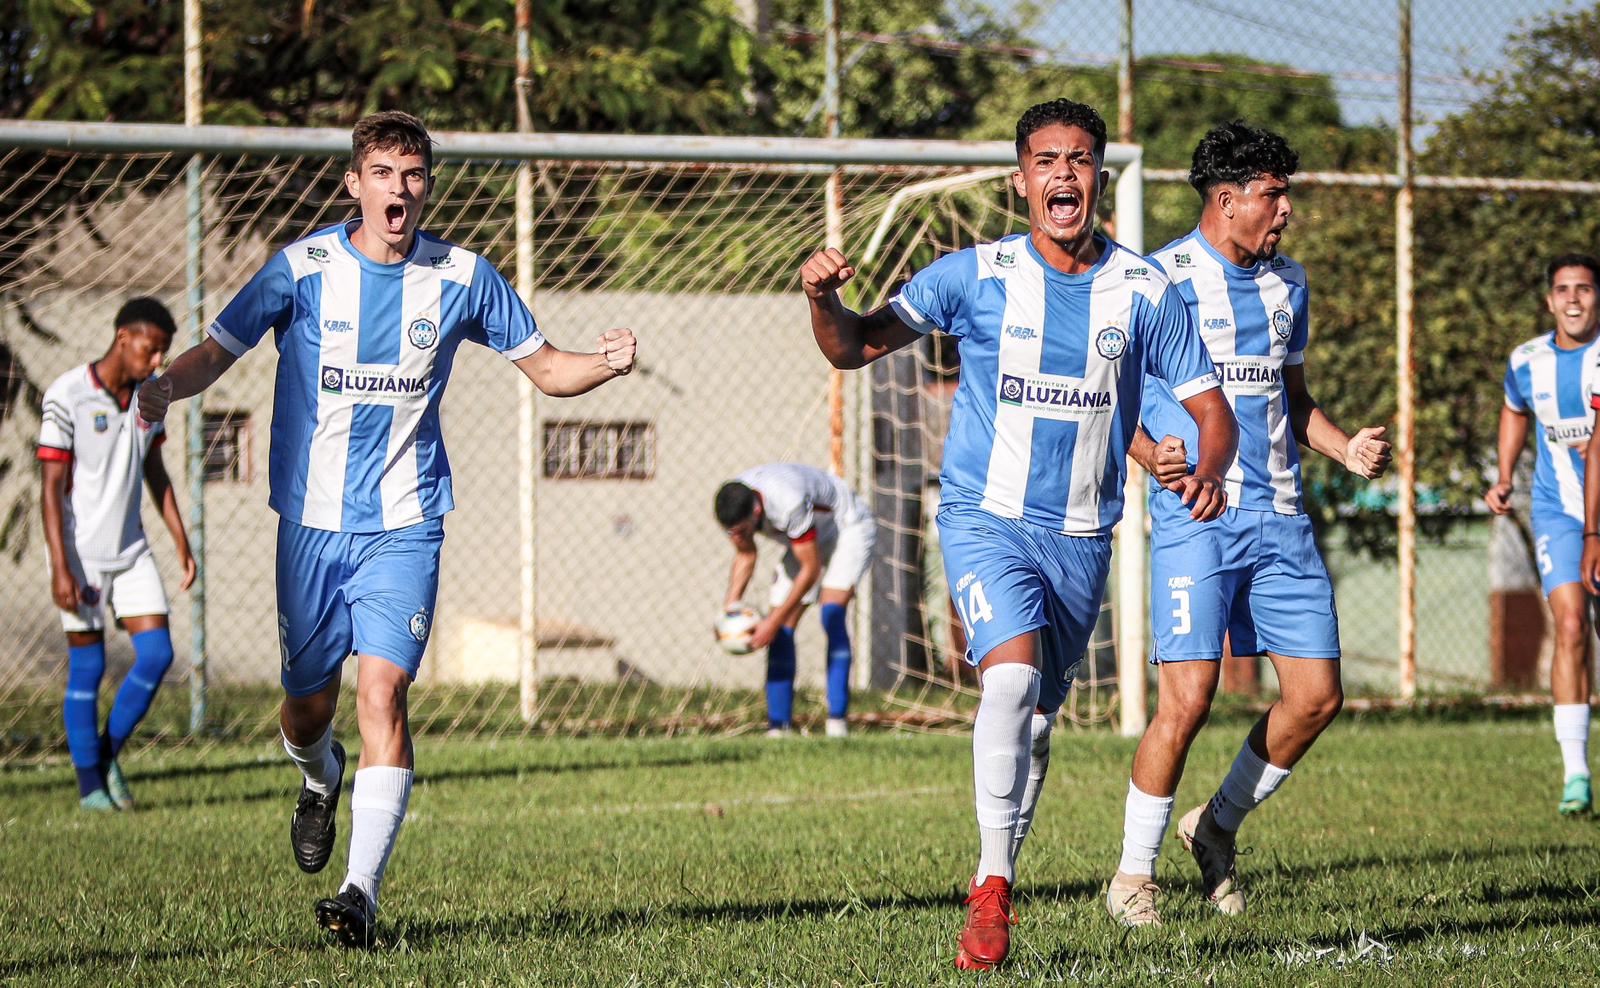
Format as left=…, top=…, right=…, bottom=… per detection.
left=515, top=0, right=540, bottom=724
left=1395, top=0, right=1418, bottom=701
left=824, top=0, right=846, bottom=478
left=183, top=0, right=207, bottom=735
left=1115, top=0, right=1148, bottom=737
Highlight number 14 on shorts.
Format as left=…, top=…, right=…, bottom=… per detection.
left=954, top=573, right=994, bottom=637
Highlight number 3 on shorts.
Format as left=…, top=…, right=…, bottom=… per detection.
left=958, top=579, right=995, bottom=636
left=1171, top=589, right=1192, bottom=636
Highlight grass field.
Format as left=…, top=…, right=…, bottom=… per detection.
left=3, top=712, right=1599, bottom=986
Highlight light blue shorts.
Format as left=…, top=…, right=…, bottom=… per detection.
left=1532, top=511, right=1586, bottom=598
left=1148, top=495, right=1340, bottom=662
left=937, top=502, right=1113, bottom=714
left=276, top=516, right=444, bottom=697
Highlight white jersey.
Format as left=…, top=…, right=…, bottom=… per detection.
left=737, top=463, right=870, bottom=543
left=37, top=364, right=164, bottom=568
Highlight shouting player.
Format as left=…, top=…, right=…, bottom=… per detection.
left=139, top=112, right=636, bottom=947
left=1512, top=254, right=1600, bottom=813
left=1109, top=122, right=1391, bottom=926
left=38, top=298, right=195, bottom=811
left=801, top=99, right=1237, bottom=970
left=714, top=463, right=876, bottom=737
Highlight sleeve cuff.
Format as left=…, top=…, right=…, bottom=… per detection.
left=1284, top=351, right=1306, bottom=366
left=1170, top=372, right=1222, bottom=402
left=207, top=321, right=251, bottom=358
left=36, top=445, right=71, bottom=463
left=790, top=527, right=818, bottom=545
left=501, top=331, right=547, bottom=362
left=888, top=295, right=936, bottom=335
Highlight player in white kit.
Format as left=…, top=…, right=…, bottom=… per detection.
left=38, top=298, right=195, bottom=811
left=715, top=463, right=876, bottom=737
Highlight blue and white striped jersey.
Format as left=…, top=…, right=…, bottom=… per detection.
left=1505, top=332, right=1600, bottom=522
left=209, top=222, right=546, bottom=532
left=1143, top=230, right=1309, bottom=514
left=890, top=233, right=1219, bottom=536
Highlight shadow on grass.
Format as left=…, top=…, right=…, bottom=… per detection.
left=1, top=747, right=757, bottom=800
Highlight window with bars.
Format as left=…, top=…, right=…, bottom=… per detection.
left=542, top=421, right=655, bottom=480
left=200, top=410, right=251, bottom=484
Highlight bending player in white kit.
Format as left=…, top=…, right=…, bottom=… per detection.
left=802, top=99, right=1237, bottom=970
left=38, top=298, right=195, bottom=811
left=1109, top=122, right=1391, bottom=926
left=715, top=463, right=875, bottom=737
left=139, top=111, right=636, bottom=947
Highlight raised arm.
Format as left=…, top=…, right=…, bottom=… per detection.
left=138, top=337, right=237, bottom=424
left=800, top=249, right=921, bottom=370
left=513, top=330, right=635, bottom=397
left=1485, top=405, right=1530, bottom=515
left=1284, top=363, right=1391, bottom=479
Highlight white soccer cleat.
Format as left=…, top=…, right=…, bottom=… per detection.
left=1105, top=872, right=1162, bottom=927
left=765, top=725, right=793, bottom=739
left=1176, top=804, right=1246, bottom=916
left=825, top=717, right=849, bottom=738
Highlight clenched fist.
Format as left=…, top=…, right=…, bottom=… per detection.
left=139, top=375, right=174, bottom=424
left=800, top=248, right=857, bottom=300
left=599, top=328, right=636, bottom=376
left=1344, top=426, right=1392, bottom=480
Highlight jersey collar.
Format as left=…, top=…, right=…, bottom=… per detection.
left=1023, top=231, right=1114, bottom=284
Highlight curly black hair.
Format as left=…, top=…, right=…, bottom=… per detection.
left=1547, top=253, right=1600, bottom=287
left=1014, top=99, right=1108, bottom=162
left=113, top=297, right=177, bottom=337
left=1188, top=121, right=1299, bottom=198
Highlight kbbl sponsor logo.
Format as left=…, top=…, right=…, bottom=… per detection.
left=323, top=319, right=353, bottom=334
left=1003, top=324, right=1038, bottom=341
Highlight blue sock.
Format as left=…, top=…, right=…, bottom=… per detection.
left=64, top=642, right=107, bottom=796
left=765, top=627, right=796, bottom=728
left=821, top=603, right=852, bottom=718
left=104, top=628, right=175, bottom=760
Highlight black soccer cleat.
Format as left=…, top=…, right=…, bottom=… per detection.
left=291, top=740, right=346, bottom=874
left=315, top=884, right=375, bottom=949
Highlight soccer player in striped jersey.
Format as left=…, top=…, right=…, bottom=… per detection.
left=1108, top=122, right=1392, bottom=927
left=38, top=298, right=195, bottom=811
left=139, top=111, right=636, bottom=948
left=714, top=462, right=876, bottom=737
left=801, top=99, right=1238, bottom=971
left=1511, top=254, right=1600, bottom=813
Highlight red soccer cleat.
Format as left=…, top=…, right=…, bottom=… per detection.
left=954, top=875, right=1016, bottom=971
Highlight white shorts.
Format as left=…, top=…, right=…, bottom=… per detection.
left=769, top=516, right=877, bottom=608
left=52, top=548, right=169, bottom=633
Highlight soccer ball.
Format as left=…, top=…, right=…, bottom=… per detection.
left=716, top=608, right=762, bottom=655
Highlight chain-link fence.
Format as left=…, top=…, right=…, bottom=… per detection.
left=4, top=0, right=1598, bottom=763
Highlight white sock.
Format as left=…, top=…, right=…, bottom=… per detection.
left=282, top=726, right=341, bottom=795
left=1010, top=712, right=1053, bottom=868
left=1117, top=780, right=1175, bottom=878
left=1555, top=704, right=1591, bottom=781
left=343, top=766, right=414, bottom=909
left=1208, top=742, right=1291, bottom=833
left=972, top=664, right=1040, bottom=884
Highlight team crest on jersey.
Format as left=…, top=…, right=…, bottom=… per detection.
left=306, top=246, right=330, bottom=262
left=93, top=412, right=109, bottom=432
left=408, top=318, right=439, bottom=350
left=409, top=608, right=431, bottom=642
left=1096, top=325, right=1128, bottom=360
left=994, top=248, right=1017, bottom=269
left=1271, top=307, right=1293, bottom=341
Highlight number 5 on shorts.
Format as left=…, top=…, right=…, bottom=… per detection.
left=958, top=579, right=995, bottom=637
left=1171, top=589, right=1191, bottom=635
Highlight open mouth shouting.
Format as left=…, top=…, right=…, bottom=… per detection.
left=1045, top=188, right=1084, bottom=230
left=384, top=202, right=407, bottom=235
